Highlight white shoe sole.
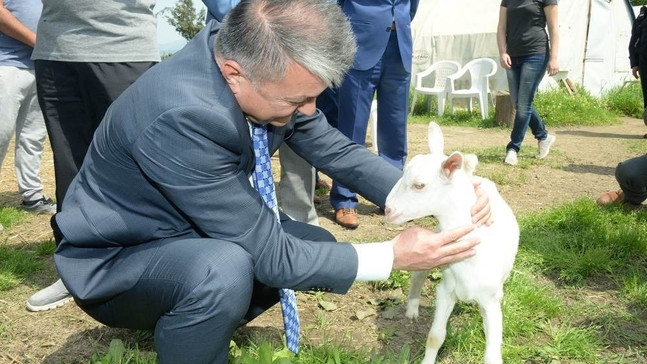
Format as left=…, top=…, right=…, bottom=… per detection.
left=26, top=295, right=73, bottom=312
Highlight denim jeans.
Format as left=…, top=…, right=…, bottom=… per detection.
left=505, top=53, right=549, bottom=152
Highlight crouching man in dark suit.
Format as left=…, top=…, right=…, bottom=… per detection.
left=53, top=0, right=490, bottom=362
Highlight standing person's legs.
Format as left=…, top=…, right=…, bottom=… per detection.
left=35, top=60, right=92, bottom=209
left=616, top=154, right=647, bottom=205
left=15, top=70, right=51, bottom=205
left=330, top=67, right=378, bottom=228
left=0, top=66, right=53, bottom=212
left=317, top=87, right=339, bottom=129
left=35, top=61, right=157, bottom=209
left=638, top=55, right=647, bottom=127
left=278, top=144, right=319, bottom=225
left=375, top=32, right=410, bottom=171
left=0, top=66, right=23, bottom=186
left=313, top=87, right=338, bottom=193
left=505, top=54, right=549, bottom=153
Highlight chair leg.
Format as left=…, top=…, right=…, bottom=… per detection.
left=467, top=98, right=473, bottom=114
left=479, top=96, right=487, bottom=120
left=449, top=97, right=455, bottom=116
left=437, top=94, right=446, bottom=117
left=409, top=92, right=418, bottom=116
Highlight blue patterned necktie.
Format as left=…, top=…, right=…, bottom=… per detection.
left=250, top=122, right=300, bottom=354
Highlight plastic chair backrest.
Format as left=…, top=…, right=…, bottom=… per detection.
left=432, top=61, right=461, bottom=89
left=466, top=58, right=497, bottom=91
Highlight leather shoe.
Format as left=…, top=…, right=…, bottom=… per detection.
left=596, top=189, right=624, bottom=205
left=335, top=208, right=359, bottom=229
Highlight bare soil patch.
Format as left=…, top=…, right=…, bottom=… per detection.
left=1, top=117, right=646, bottom=363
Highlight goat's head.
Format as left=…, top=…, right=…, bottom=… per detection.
left=384, top=122, right=478, bottom=225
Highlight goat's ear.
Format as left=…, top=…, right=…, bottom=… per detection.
left=441, top=152, right=463, bottom=178
left=427, top=122, right=445, bottom=156
left=463, top=154, right=478, bottom=177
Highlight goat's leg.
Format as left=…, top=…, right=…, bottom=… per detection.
left=420, top=282, right=456, bottom=364
left=478, top=297, right=504, bottom=364
left=405, top=270, right=429, bottom=319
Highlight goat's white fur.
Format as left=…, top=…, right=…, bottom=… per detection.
left=384, top=122, right=519, bottom=364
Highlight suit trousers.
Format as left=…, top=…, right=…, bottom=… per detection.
left=74, top=215, right=335, bottom=364
left=331, top=31, right=410, bottom=210
left=34, top=60, right=156, bottom=210
left=0, top=66, right=48, bottom=202
left=278, top=144, right=318, bottom=225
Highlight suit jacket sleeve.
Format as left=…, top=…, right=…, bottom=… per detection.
left=131, top=106, right=358, bottom=293
left=281, top=109, right=402, bottom=209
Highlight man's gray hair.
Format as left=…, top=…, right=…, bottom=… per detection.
left=215, top=0, right=356, bottom=88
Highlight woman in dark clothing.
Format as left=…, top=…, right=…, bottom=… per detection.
left=497, top=0, right=559, bottom=165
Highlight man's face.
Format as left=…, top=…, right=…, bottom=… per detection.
left=221, top=60, right=327, bottom=127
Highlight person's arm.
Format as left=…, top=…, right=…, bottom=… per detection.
left=0, top=0, right=36, bottom=47
left=544, top=4, right=559, bottom=76
left=496, top=6, right=511, bottom=70
left=352, top=224, right=479, bottom=281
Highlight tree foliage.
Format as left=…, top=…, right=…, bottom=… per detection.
left=163, top=0, right=206, bottom=41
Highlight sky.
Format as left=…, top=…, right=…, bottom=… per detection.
left=155, top=0, right=207, bottom=49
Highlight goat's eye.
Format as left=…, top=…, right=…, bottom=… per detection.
left=413, top=183, right=426, bottom=190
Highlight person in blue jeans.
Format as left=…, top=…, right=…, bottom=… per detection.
left=497, top=0, right=559, bottom=166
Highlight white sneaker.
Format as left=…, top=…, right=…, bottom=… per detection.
left=26, top=279, right=73, bottom=312
left=536, top=134, right=556, bottom=159
left=504, top=149, right=518, bottom=165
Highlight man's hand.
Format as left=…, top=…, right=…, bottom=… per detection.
left=391, top=225, right=479, bottom=271
left=471, top=178, right=493, bottom=226
left=633, top=66, right=640, bottom=79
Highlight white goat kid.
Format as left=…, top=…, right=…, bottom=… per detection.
left=384, top=122, right=519, bottom=364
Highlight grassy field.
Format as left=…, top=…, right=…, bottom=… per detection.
left=1, top=84, right=646, bottom=363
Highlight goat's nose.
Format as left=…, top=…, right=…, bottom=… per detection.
left=384, top=207, right=392, bottom=216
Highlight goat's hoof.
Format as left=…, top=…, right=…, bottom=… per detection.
left=404, top=309, right=419, bottom=320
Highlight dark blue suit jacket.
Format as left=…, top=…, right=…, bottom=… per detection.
left=54, top=21, right=402, bottom=302
left=338, top=0, right=419, bottom=72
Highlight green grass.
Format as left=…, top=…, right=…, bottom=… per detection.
left=534, top=85, right=619, bottom=127
left=80, top=199, right=647, bottom=363
left=602, top=82, right=644, bottom=119
left=520, top=199, right=647, bottom=287
left=0, top=206, right=27, bottom=229
left=409, top=80, right=645, bottom=128
left=0, top=243, right=44, bottom=291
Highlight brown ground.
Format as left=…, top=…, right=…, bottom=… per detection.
left=1, top=117, right=646, bottom=363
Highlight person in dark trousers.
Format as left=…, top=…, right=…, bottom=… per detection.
left=596, top=154, right=647, bottom=208
left=629, top=5, right=647, bottom=137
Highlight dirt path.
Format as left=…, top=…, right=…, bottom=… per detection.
left=0, top=117, right=646, bottom=363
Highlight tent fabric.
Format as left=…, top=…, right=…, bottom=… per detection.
left=411, top=0, right=635, bottom=97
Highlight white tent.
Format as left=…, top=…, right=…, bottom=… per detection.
left=411, top=0, right=636, bottom=97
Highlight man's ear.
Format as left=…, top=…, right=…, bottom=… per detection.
left=219, top=59, right=244, bottom=93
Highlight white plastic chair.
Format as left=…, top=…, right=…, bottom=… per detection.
left=410, top=60, right=461, bottom=116
left=447, top=58, right=498, bottom=119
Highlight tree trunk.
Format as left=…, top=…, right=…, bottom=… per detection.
left=494, top=93, right=516, bottom=127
